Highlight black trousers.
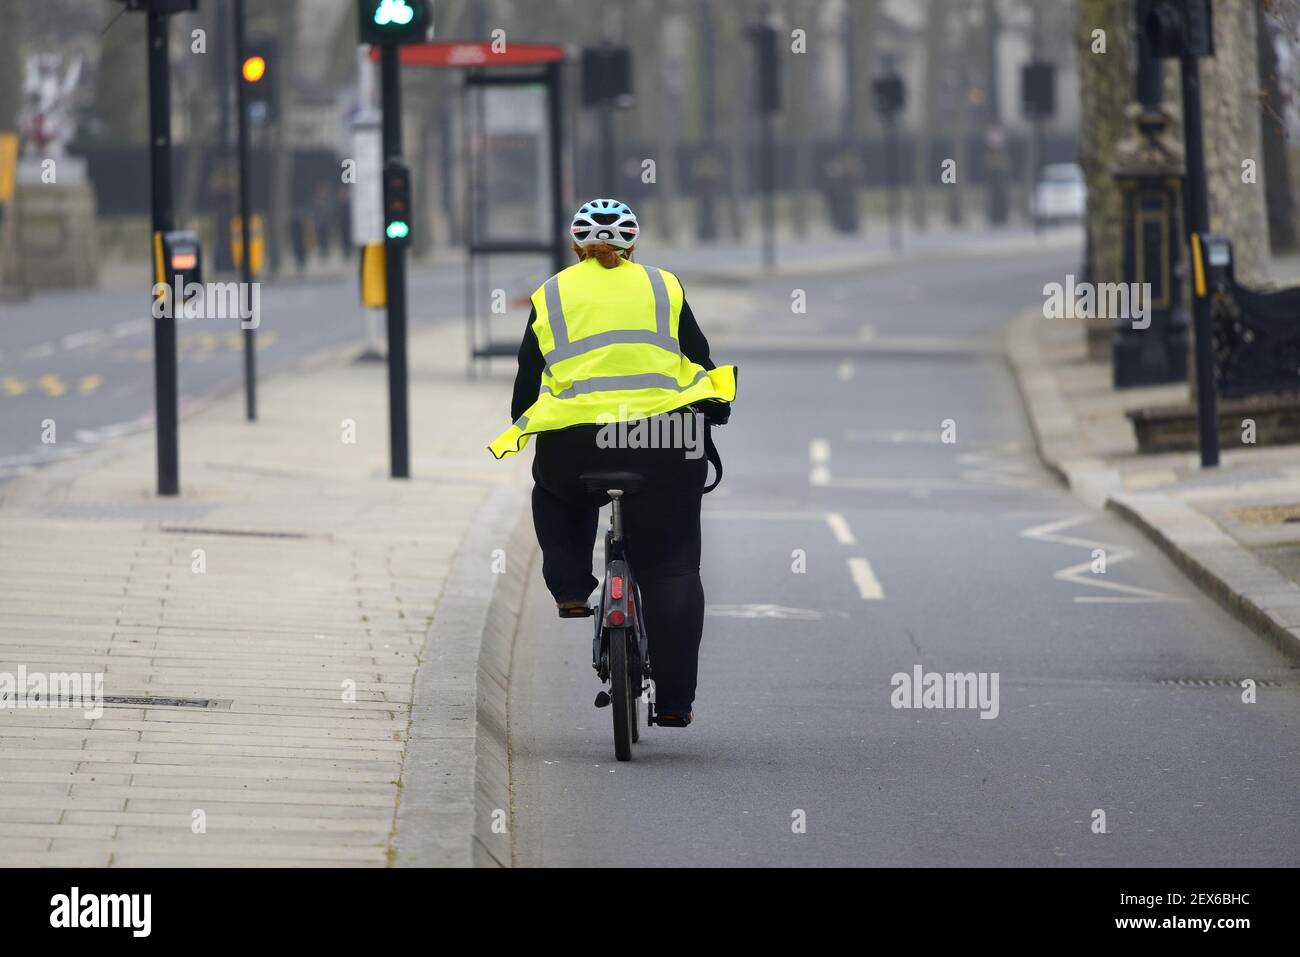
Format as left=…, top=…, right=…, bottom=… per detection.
left=532, top=419, right=708, bottom=713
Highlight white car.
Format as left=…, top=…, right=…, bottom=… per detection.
left=1034, top=162, right=1087, bottom=228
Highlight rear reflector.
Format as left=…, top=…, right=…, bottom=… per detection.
left=610, top=576, right=623, bottom=600
left=608, top=610, right=625, bottom=626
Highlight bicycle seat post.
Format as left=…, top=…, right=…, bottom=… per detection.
left=608, top=489, right=624, bottom=543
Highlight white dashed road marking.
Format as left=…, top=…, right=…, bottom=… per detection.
left=847, top=557, right=885, bottom=600
left=825, top=512, right=857, bottom=545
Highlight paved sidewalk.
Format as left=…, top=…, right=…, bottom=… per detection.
left=1006, top=309, right=1300, bottom=659
left=0, top=321, right=532, bottom=866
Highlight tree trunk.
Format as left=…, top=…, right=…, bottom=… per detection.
left=1075, top=0, right=1132, bottom=357
left=1255, top=0, right=1297, bottom=254
left=1197, top=0, right=1269, bottom=286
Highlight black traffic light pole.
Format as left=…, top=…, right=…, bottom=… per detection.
left=885, top=112, right=902, bottom=254
left=147, top=6, right=179, bottom=496
left=233, top=0, right=256, bottom=422
left=1179, top=54, right=1219, bottom=468
left=380, top=44, right=410, bottom=479
left=751, top=18, right=780, bottom=273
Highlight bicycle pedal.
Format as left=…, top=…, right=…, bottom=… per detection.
left=594, top=691, right=611, bottom=709
left=558, top=603, right=595, bottom=619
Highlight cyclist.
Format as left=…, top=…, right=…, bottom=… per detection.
left=489, top=199, right=737, bottom=727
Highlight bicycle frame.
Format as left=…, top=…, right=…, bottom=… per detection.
left=593, top=492, right=649, bottom=688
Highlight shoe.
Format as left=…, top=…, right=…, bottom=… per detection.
left=653, top=708, right=692, bottom=728
left=557, top=600, right=594, bottom=619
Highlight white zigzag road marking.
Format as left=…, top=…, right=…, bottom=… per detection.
left=1020, top=515, right=1180, bottom=604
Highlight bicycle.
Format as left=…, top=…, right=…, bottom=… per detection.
left=580, top=470, right=657, bottom=762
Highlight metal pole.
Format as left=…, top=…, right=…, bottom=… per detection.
left=380, top=44, right=410, bottom=479
left=548, top=60, right=567, bottom=274
left=148, top=7, right=179, bottom=496
left=600, top=103, right=616, bottom=196
left=1178, top=54, right=1219, bottom=468
left=887, top=114, right=902, bottom=253
left=1030, top=116, right=1043, bottom=234
left=761, top=108, right=775, bottom=272
left=234, top=0, right=256, bottom=421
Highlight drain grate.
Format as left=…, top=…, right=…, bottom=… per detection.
left=161, top=526, right=309, bottom=540
left=1152, top=677, right=1288, bottom=689
left=4, top=694, right=226, bottom=709
left=102, top=694, right=222, bottom=708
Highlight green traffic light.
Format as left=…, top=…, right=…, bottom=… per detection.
left=386, top=221, right=410, bottom=240
left=374, top=0, right=415, bottom=27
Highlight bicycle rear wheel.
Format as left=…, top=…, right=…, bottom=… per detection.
left=609, top=627, right=635, bottom=761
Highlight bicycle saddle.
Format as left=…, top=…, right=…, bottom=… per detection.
left=579, top=470, right=646, bottom=495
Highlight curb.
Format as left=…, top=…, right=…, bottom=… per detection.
left=1108, top=492, right=1300, bottom=662
left=1003, top=313, right=1300, bottom=662
left=391, top=480, right=536, bottom=868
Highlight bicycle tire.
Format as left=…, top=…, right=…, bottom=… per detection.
left=609, top=627, right=634, bottom=761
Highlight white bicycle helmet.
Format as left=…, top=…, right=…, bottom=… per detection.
left=570, top=198, right=639, bottom=251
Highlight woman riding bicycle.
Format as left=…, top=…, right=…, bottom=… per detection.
left=489, top=199, right=737, bottom=727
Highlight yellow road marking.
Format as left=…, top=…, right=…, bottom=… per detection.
left=2, top=376, right=26, bottom=397
left=80, top=374, right=103, bottom=394
left=38, top=374, right=67, bottom=397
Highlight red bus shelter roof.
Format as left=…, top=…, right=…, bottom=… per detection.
left=368, top=42, right=566, bottom=68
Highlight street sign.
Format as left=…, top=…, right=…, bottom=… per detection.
left=358, top=0, right=432, bottom=47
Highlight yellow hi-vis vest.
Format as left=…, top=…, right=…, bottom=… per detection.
left=488, top=257, right=737, bottom=459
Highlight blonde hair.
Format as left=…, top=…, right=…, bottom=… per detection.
left=572, top=241, right=632, bottom=269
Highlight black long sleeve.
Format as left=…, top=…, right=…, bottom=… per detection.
left=510, top=306, right=545, bottom=423
left=508, top=292, right=721, bottom=423
left=678, top=298, right=716, bottom=371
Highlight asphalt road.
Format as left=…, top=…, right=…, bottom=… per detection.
left=0, top=258, right=543, bottom=480
left=508, top=239, right=1300, bottom=867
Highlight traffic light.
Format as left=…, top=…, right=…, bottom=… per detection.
left=383, top=160, right=412, bottom=246
left=872, top=74, right=905, bottom=119
left=1021, top=61, right=1056, bottom=119
left=358, top=0, right=433, bottom=47
left=241, top=35, right=278, bottom=124
left=749, top=25, right=782, bottom=115
left=1139, top=0, right=1214, bottom=58
left=115, top=0, right=198, bottom=11
left=580, top=47, right=633, bottom=108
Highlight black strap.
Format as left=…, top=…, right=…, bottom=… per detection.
left=703, top=422, right=723, bottom=494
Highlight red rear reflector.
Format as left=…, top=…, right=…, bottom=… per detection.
left=610, top=576, right=623, bottom=600
left=608, top=610, right=625, bottom=626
